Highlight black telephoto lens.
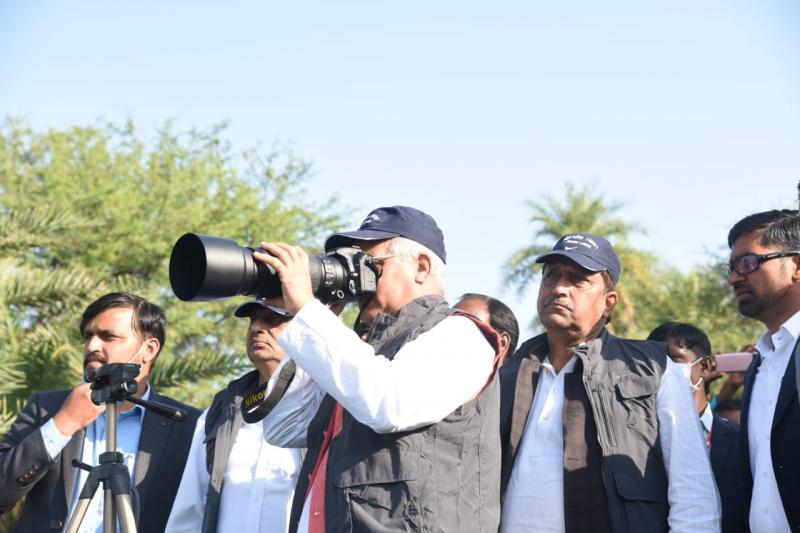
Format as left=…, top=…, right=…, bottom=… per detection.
left=169, top=233, right=282, bottom=301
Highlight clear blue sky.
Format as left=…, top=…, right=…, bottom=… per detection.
left=2, top=1, right=799, bottom=333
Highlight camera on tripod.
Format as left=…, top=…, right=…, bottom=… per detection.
left=89, top=363, right=140, bottom=406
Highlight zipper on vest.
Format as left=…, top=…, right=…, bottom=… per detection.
left=591, top=385, right=617, bottom=449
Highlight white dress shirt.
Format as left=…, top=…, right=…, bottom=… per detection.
left=747, top=310, right=800, bottom=533
left=501, top=355, right=720, bottom=533
left=165, top=362, right=305, bottom=533
left=265, top=298, right=496, bottom=533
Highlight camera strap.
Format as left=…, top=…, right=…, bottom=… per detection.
left=241, top=359, right=297, bottom=423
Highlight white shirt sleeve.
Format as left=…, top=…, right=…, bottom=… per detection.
left=657, top=358, right=721, bottom=533
left=260, top=358, right=326, bottom=448
left=277, top=299, right=495, bottom=434
left=39, top=418, right=73, bottom=460
left=164, top=410, right=210, bottom=533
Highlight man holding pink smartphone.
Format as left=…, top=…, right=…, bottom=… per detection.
left=727, top=209, right=800, bottom=533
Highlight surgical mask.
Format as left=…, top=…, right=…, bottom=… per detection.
left=676, top=358, right=704, bottom=392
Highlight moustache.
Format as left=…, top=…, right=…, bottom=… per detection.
left=84, top=353, right=107, bottom=367
left=543, top=297, right=572, bottom=311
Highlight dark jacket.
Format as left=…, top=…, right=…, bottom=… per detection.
left=288, top=295, right=501, bottom=532
left=739, top=338, right=800, bottom=530
left=709, top=414, right=746, bottom=533
left=500, top=329, right=670, bottom=533
left=0, top=387, right=200, bottom=532
left=201, top=369, right=259, bottom=533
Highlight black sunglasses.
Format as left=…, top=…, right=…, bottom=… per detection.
left=727, top=251, right=800, bottom=276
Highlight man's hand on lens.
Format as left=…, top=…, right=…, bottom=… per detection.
left=254, top=242, right=315, bottom=316
left=52, top=383, right=106, bottom=437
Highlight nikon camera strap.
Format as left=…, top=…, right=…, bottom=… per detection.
left=241, top=359, right=297, bottom=423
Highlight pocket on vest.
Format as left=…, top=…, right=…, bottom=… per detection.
left=615, top=375, right=659, bottom=443
left=333, top=449, right=421, bottom=532
left=612, top=470, right=668, bottom=533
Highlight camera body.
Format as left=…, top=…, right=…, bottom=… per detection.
left=169, top=233, right=379, bottom=304
left=89, top=363, right=140, bottom=405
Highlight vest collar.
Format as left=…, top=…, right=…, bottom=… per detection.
left=365, top=294, right=448, bottom=344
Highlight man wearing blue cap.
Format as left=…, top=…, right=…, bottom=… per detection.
left=499, top=233, right=720, bottom=533
left=253, top=206, right=501, bottom=533
left=166, top=301, right=314, bottom=532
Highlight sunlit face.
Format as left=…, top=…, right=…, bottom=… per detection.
left=537, top=257, right=616, bottom=341
left=246, top=307, right=291, bottom=367
left=82, top=306, right=154, bottom=381
left=728, top=231, right=797, bottom=327
left=357, top=239, right=419, bottom=324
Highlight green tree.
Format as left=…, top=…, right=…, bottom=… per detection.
left=0, top=119, right=347, bottom=420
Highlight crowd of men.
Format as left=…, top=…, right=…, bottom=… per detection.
left=1, top=205, right=798, bottom=532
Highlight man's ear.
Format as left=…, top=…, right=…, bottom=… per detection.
left=603, top=290, right=618, bottom=319
left=498, top=331, right=511, bottom=359
left=141, top=337, right=160, bottom=365
left=415, top=253, right=432, bottom=284
left=792, top=255, right=800, bottom=282
left=700, top=356, right=716, bottom=378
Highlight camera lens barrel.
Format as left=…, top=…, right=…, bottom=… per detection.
left=169, top=233, right=282, bottom=301
left=169, top=233, right=377, bottom=303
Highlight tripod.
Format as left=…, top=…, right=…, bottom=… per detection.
left=62, top=363, right=186, bottom=533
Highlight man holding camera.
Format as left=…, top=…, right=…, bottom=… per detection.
left=166, top=300, right=313, bottom=532
left=0, top=292, right=200, bottom=532
left=499, top=233, right=719, bottom=533
left=255, top=206, right=500, bottom=532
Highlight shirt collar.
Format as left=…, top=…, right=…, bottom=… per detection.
left=756, top=308, right=800, bottom=355
left=542, top=354, right=578, bottom=376
left=699, top=402, right=714, bottom=435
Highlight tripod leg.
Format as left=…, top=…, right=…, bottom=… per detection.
left=63, top=496, right=94, bottom=533
left=104, top=487, right=116, bottom=533
left=114, top=493, right=138, bottom=533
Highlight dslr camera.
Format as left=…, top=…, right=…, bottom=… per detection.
left=169, top=233, right=378, bottom=304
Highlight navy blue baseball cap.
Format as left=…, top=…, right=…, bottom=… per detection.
left=535, top=232, right=621, bottom=285
left=234, top=299, right=292, bottom=319
left=324, top=206, right=446, bottom=263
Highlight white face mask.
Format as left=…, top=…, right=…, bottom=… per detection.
left=676, top=358, right=704, bottom=392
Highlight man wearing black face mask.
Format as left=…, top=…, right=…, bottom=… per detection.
left=0, top=292, right=200, bottom=532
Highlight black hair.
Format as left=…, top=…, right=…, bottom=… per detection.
left=646, top=321, right=712, bottom=359
left=727, top=209, right=800, bottom=250
left=458, top=293, right=520, bottom=356
left=80, top=292, right=167, bottom=354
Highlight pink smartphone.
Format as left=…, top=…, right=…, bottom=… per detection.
left=715, top=352, right=754, bottom=372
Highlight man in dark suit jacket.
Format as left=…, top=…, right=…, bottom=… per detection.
left=648, top=321, right=747, bottom=533
left=0, top=292, right=200, bottom=532
left=727, top=210, right=800, bottom=531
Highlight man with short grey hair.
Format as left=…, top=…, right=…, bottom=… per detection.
left=255, top=205, right=501, bottom=533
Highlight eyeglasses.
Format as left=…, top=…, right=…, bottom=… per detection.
left=367, top=254, right=400, bottom=276
left=727, top=251, right=800, bottom=276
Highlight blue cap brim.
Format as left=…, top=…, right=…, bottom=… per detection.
left=535, top=250, right=609, bottom=273
left=324, top=229, right=400, bottom=252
